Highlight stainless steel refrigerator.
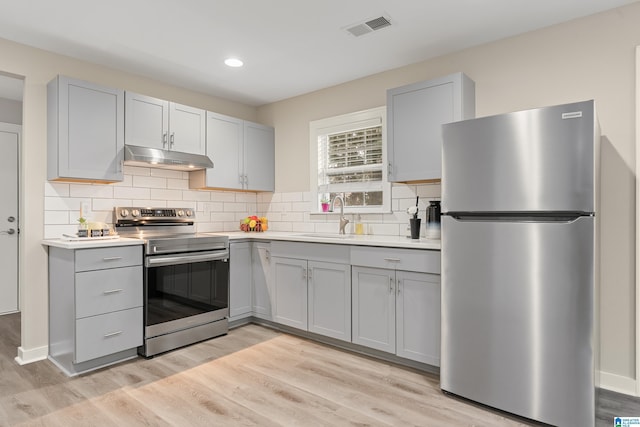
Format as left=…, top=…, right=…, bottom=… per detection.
left=440, top=100, right=598, bottom=427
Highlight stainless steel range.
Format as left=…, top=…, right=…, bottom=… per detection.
left=114, top=207, right=229, bottom=357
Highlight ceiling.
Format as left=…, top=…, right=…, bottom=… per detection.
left=0, top=0, right=635, bottom=106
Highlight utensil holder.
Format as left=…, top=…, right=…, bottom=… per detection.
left=409, top=218, right=421, bottom=239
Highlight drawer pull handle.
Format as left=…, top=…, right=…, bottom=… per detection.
left=104, top=331, right=123, bottom=338
left=384, top=258, right=401, bottom=262
left=103, top=289, right=123, bottom=295
left=102, top=257, right=123, bottom=261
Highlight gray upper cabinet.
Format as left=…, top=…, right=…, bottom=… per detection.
left=47, top=75, right=124, bottom=182
left=190, top=111, right=274, bottom=191
left=244, top=121, right=275, bottom=191
left=387, top=72, right=475, bottom=182
left=124, top=92, right=206, bottom=155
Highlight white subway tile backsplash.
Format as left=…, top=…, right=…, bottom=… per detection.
left=44, top=182, right=70, bottom=197
left=70, top=184, right=114, bottom=198
left=150, top=169, right=183, bottom=179
left=281, top=192, right=303, bottom=202
left=113, top=175, right=133, bottom=187
left=123, top=166, right=151, bottom=176
left=211, top=191, right=236, bottom=202
left=44, top=165, right=440, bottom=238
left=92, top=198, right=128, bottom=212
left=182, top=191, right=211, bottom=202
left=291, top=201, right=311, bottom=212
left=45, top=196, right=84, bottom=211
left=132, top=175, right=167, bottom=189
left=44, top=211, right=70, bottom=225
left=223, top=202, right=246, bottom=212
left=150, top=189, right=183, bottom=201
left=235, top=192, right=256, bottom=203
left=391, top=184, right=418, bottom=199
left=167, top=178, right=189, bottom=190
left=114, top=186, right=151, bottom=200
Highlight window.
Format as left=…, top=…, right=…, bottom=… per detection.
left=310, top=106, right=390, bottom=213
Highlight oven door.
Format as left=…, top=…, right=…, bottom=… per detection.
left=144, top=249, right=229, bottom=339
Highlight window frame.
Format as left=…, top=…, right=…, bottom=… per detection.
left=309, top=106, right=390, bottom=214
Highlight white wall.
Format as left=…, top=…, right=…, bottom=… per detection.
left=258, top=3, right=640, bottom=392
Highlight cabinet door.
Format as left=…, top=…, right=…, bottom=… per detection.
left=387, top=73, right=474, bottom=182
left=308, top=261, right=351, bottom=342
left=244, top=121, right=275, bottom=191
left=48, top=76, right=124, bottom=182
left=396, top=271, right=440, bottom=365
left=351, top=266, right=395, bottom=353
left=230, top=242, right=252, bottom=320
left=124, top=92, right=169, bottom=150
left=252, top=243, right=273, bottom=319
left=205, top=112, right=244, bottom=189
left=272, top=256, right=307, bottom=330
left=169, top=102, right=206, bottom=155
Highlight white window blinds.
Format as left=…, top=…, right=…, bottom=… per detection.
left=318, top=124, right=383, bottom=194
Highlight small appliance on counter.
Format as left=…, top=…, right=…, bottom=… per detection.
left=425, top=200, right=441, bottom=239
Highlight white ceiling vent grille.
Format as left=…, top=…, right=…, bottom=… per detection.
left=345, top=16, right=392, bottom=37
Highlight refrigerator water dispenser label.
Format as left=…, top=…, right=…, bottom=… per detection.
left=562, top=111, right=583, bottom=119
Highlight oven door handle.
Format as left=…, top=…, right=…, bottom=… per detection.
left=145, top=250, right=229, bottom=267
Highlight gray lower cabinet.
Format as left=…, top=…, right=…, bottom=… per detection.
left=351, top=247, right=441, bottom=366
left=47, top=75, right=125, bottom=182
left=270, top=242, right=351, bottom=342
left=352, top=266, right=396, bottom=353
left=307, top=261, right=351, bottom=342
left=48, top=245, right=143, bottom=376
left=229, top=241, right=273, bottom=322
left=229, top=242, right=252, bottom=321
left=272, top=256, right=308, bottom=329
left=252, top=242, right=273, bottom=320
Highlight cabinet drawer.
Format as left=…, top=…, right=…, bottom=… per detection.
left=75, top=246, right=142, bottom=272
left=350, top=247, right=440, bottom=274
left=75, top=307, right=142, bottom=363
left=270, top=241, right=350, bottom=264
left=75, top=266, right=143, bottom=319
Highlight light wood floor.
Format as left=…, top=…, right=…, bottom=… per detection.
left=0, top=313, right=637, bottom=426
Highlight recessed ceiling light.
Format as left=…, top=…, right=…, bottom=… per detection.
left=224, top=58, right=243, bottom=67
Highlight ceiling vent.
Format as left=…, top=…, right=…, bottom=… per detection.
left=345, top=15, right=392, bottom=37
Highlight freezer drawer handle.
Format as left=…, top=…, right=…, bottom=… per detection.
left=103, top=289, right=123, bottom=295
left=384, top=258, right=401, bottom=262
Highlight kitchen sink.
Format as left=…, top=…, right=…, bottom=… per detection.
left=297, top=233, right=355, bottom=239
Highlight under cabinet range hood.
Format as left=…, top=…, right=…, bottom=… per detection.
left=124, top=145, right=213, bottom=171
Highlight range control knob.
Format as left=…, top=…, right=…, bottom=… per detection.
left=177, top=209, right=185, bottom=217
left=131, top=209, right=140, bottom=218
left=185, top=210, right=193, bottom=217
left=120, top=209, right=129, bottom=218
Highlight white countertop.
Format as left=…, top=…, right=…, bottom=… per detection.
left=42, top=237, right=144, bottom=249
left=213, top=231, right=441, bottom=250
left=42, top=232, right=441, bottom=250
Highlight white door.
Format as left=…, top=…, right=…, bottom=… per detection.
left=0, top=123, right=19, bottom=314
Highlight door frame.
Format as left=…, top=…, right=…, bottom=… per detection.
left=0, top=121, right=21, bottom=314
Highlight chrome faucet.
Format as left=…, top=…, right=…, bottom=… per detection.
left=330, top=196, right=350, bottom=234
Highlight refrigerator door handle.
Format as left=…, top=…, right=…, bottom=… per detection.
left=447, top=213, right=590, bottom=223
